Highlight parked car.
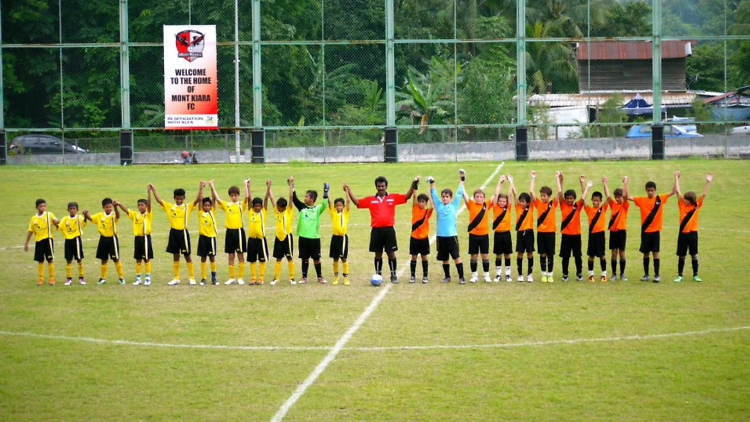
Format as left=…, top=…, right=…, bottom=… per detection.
left=626, top=124, right=702, bottom=138
left=731, top=125, right=750, bottom=135
left=9, top=134, right=89, bottom=154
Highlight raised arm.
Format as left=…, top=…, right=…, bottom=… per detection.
left=344, top=182, right=359, bottom=206
left=113, top=200, right=121, bottom=219
left=149, top=183, right=164, bottom=206
left=579, top=174, right=587, bottom=197
left=404, top=176, right=417, bottom=199
left=245, top=178, right=251, bottom=204
left=289, top=177, right=305, bottom=210
left=507, top=174, right=518, bottom=205
left=427, top=176, right=439, bottom=205
left=581, top=180, right=593, bottom=205
left=147, top=184, right=152, bottom=212
left=459, top=169, right=470, bottom=204
left=116, top=201, right=131, bottom=215
left=701, top=173, right=713, bottom=200
left=555, top=171, right=563, bottom=202
left=193, top=181, right=206, bottom=206
left=82, top=209, right=92, bottom=222
left=529, top=171, right=537, bottom=202
left=264, top=180, right=272, bottom=210
left=673, top=171, right=682, bottom=200
left=209, top=180, right=222, bottom=205
left=602, top=176, right=611, bottom=201
left=491, top=174, right=506, bottom=206
left=623, top=176, right=633, bottom=201
left=411, top=176, right=420, bottom=205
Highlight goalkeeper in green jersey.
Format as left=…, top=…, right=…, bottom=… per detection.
left=289, top=176, right=330, bottom=284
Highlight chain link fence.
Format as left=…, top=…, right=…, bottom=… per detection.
left=2, top=0, right=750, bottom=164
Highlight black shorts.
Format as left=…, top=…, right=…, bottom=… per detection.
left=369, top=226, right=398, bottom=253
left=493, top=231, right=513, bottom=255
left=609, top=230, right=627, bottom=250
left=436, top=236, right=460, bottom=261
left=133, top=235, right=154, bottom=260
left=559, top=234, right=582, bottom=258
left=676, top=231, right=698, bottom=256
left=34, top=239, right=55, bottom=263
left=639, top=231, right=660, bottom=254
left=298, top=236, right=321, bottom=260
left=410, top=237, right=431, bottom=256
left=273, top=235, right=294, bottom=259
left=515, top=229, right=535, bottom=253
left=64, top=237, right=84, bottom=262
left=587, top=231, right=606, bottom=257
left=468, top=234, right=490, bottom=255
left=224, top=228, right=246, bottom=254
left=329, top=234, right=349, bottom=259
left=247, top=237, right=269, bottom=262
left=166, top=228, right=191, bottom=255
left=537, top=232, right=556, bottom=256
left=96, top=235, right=120, bottom=260
left=197, top=235, right=218, bottom=258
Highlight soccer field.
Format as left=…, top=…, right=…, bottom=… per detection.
left=1, top=160, right=749, bottom=421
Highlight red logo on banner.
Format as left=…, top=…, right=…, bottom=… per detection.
left=174, top=30, right=205, bottom=62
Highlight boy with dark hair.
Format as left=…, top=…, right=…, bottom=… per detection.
left=84, top=198, right=124, bottom=285
left=245, top=179, right=271, bottom=285
left=558, top=173, right=590, bottom=282
left=583, top=181, right=609, bottom=282
left=625, top=177, right=676, bottom=283
left=508, top=175, right=535, bottom=282
left=329, top=189, right=351, bottom=286
left=58, top=201, right=87, bottom=285
left=462, top=170, right=494, bottom=283
left=151, top=182, right=204, bottom=285
left=211, top=181, right=247, bottom=285
left=409, top=177, right=434, bottom=283
left=116, top=186, right=154, bottom=286
left=603, top=176, right=630, bottom=281
left=197, top=193, right=219, bottom=285
left=429, top=171, right=466, bottom=284
left=25, top=199, right=59, bottom=286
left=290, top=176, right=329, bottom=284
left=673, top=172, right=713, bottom=282
left=268, top=181, right=296, bottom=285
left=345, top=176, right=416, bottom=283
left=491, top=175, right=513, bottom=282
left=530, top=171, right=561, bottom=283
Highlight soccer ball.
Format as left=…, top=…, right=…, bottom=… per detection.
left=370, top=274, right=383, bottom=287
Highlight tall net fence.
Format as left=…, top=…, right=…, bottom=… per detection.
left=2, top=0, right=750, bottom=164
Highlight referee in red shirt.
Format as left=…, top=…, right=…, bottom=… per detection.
left=345, top=176, right=417, bottom=283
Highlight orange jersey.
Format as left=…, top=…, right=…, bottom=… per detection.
left=515, top=203, right=534, bottom=232
left=677, top=197, right=703, bottom=233
left=491, top=203, right=512, bottom=232
left=466, top=199, right=492, bottom=236
left=559, top=199, right=584, bottom=236
left=584, top=204, right=609, bottom=234
left=607, top=198, right=629, bottom=232
left=411, top=204, right=433, bottom=240
left=533, top=197, right=558, bottom=233
left=633, top=194, right=670, bottom=233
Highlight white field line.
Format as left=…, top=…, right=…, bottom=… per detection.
left=1, top=325, right=747, bottom=353
left=269, top=162, right=506, bottom=422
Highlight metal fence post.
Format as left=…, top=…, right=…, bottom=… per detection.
left=385, top=0, right=397, bottom=162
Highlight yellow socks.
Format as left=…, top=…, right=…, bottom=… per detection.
left=274, top=261, right=282, bottom=280
left=238, top=262, right=246, bottom=279
left=145, top=261, right=151, bottom=275
left=201, top=261, right=207, bottom=280
left=288, top=260, right=296, bottom=280
left=343, top=261, right=349, bottom=276
left=333, top=261, right=340, bottom=276
left=187, top=262, right=194, bottom=279
left=78, top=262, right=85, bottom=277
left=250, top=262, right=257, bottom=280
left=259, top=261, right=266, bottom=281
left=101, top=263, right=108, bottom=279
left=38, top=262, right=44, bottom=280
left=210, top=261, right=217, bottom=272
left=229, top=264, right=236, bottom=279
left=48, top=262, right=55, bottom=283
left=136, top=261, right=143, bottom=276
left=173, top=261, right=180, bottom=279
left=66, top=262, right=73, bottom=279
left=115, top=261, right=124, bottom=279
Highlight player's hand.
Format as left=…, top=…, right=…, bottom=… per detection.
left=267, top=179, right=272, bottom=187
left=579, top=175, right=586, bottom=183
left=113, top=199, right=119, bottom=206
left=412, top=176, right=420, bottom=190
left=674, top=171, right=681, bottom=179
left=587, top=181, right=594, bottom=188
left=24, top=244, right=29, bottom=253
left=602, top=175, right=608, bottom=183
left=623, top=176, right=630, bottom=183
left=324, top=182, right=330, bottom=193
left=499, top=175, right=506, bottom=183
left=459, top=169, right=466, bottom=181
left=427, top=176, right=435, bottom=184
left=200, top=181, right=206, bottom=188
left=530, top=171, right=537, bottom=179
left=555, top=171, right=562, bottom=179
left=507, top=175, right=514, bottom=183
left=208, top=180, right=214, bottom=188
left=706, top=173, right=713, bottom=182
left=245, top=178, right=251, bottom=185
left=288, top=176, right=294, bottom=186
left=343, top=182, right=349, bottom=192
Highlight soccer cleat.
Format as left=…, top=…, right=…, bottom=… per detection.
left=541, top=274, right=548, bottom=283
left=517, top=275, right=524, bottom=282
left=640, top=275, right=650, bottom=282
left=318, top=277, right=327, bottom=284
left=588, top=275, right=595, bottom=283
left=459, top=278, right=466, bottom=285
left=258, top=279, right=264, bottom=285
left=495, top=274, right=502, bottom=282
left=653, top=275, right=661, bottom=283
left=576, top=274, right=583, bottom=282
left=49, top=280, right=55, bottom=286
left=422, top=276, right=429, bottom=284
left=527, top=274, right=533, bottom=283
left=167, top=278, right=180, bottom=286
left=610, top=275, right=617, bottom=281
left=674, top=275, right=683, bottom=283
left=333, top=276, right=340, bottom=285
left=249, top=279, right=257, bottom=285
left=693, top=275, right=702, bottom=282
left=118, top=278, right=126, bottom=285
left=470, top=274, right=478, bottom=283
left=548, top=275, right=554, bottom=283
left=65, top=278, right=73, bottom=286
left=505, top=274, right=512, bottom=282
left=79, top=277, right=86, bottom=285
left=200, top=279, right=207, bottom=286
left=290, top=279, right=297, bottom=285
left=299, top=277, right=307, bottom=284
left=600, top=275, right=608, bottom=283
left=344, top=276, right=350, bottom=286
left=189, top=278, right=197, bottom=286
left=409, top=275, right=416, bottom=283
left=37, top=278, right=44, bottom=286
left=442, top=277, right=452, bottom=283
left=562, top=275, right=569, bottom=282
left=211, top=279, right=218, bottom=286
left=224, top=278, right=236, bottom=285
left=484, top=274, right=492, bottom=283
left=133, top=278, right=142, bottom=286
left=98, top=278, right=106, bottom=285
left=620, top=275, right=628, bottom=282
left=144, top=277, right=151, bottom=286
left=271, top=279, right=278, bottom=286
left=390, top=275, right=399, bottom=284
left=237, top=278, right=245, bottom=285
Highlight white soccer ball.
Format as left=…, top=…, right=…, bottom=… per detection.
left=370, top=274, right=383, bottom=287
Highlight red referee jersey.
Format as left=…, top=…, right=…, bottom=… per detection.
left=358, top=193, right=408, bottom=227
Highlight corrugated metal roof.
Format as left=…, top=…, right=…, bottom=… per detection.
left=527, top=92, right=698, bottom=108
left=577, top=41, right=694, bottom=60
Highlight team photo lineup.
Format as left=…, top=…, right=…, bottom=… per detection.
left=26, top=167, right=713, bottom=288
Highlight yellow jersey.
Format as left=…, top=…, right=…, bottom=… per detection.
left=247, top=208, right=267, bottom=239
left=127, top=209, right=153, bottom=236
left=28, top=212, right=56, bottom=242
left=90, top=211, right=118, bottom=237
left=161, top=201, right=196, bottom=230
left=329, top=206, right=350, bottom=236
left=199, top=208, right=218, bottom=238
left=274, top=205, right=294, bottom=241
left=59, top=215, right=87, bottom=240
left=217, top=200, right=245, bottom=229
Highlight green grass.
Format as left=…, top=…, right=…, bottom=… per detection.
left=1, top=160, right=749, bottom=421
